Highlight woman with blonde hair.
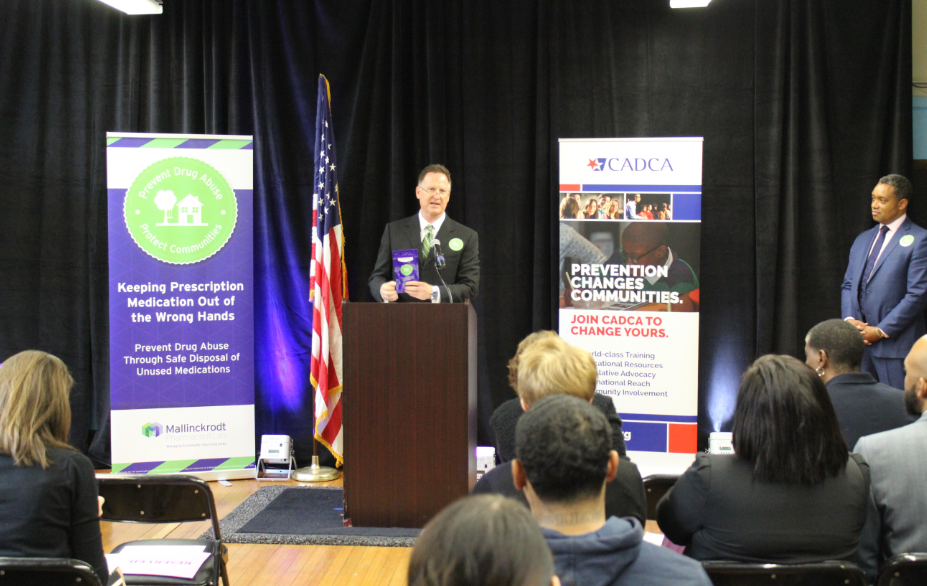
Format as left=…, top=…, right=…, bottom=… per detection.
left=0, top=350, right=109, bottom=585
left=605, top=199, right=622, bottom=219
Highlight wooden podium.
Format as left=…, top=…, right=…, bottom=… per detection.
left=342, top=302, right=477, bottom=528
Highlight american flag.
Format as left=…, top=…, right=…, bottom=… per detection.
left=310, top=74, right=347, bottom=466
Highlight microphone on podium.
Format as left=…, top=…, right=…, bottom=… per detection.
left=432, top=239, right=453, bottom=303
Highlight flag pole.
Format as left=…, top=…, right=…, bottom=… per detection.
left=293, top=402, right=339, bottom=482
left=294, top=73, right=343, bottom=483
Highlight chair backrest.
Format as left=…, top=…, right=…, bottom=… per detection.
left=97, top=473, right=222, bottom=540
left=876, top=553, right=927, bottom=586
left=0, top=557, right=102, bottom=586
left=702, top=561, right=868, bottom=586
left=642, top=473, right=679, bottom=520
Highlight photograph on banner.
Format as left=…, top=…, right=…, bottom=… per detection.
left=623, top=193, right=673, bottom=221
left=559, top=220, right=700, bottom=312
left=560, top=192, right=626, bottom=220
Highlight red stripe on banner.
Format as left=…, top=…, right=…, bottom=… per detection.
left=559, top=184, right=581, bottom=191
left=668, top=424, right=698, bottom=454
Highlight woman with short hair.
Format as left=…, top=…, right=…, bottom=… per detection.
left=0, top=350, right=110, bottom=585
left=656, top=355, right=870, bottom=563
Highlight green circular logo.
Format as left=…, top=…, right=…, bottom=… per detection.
left=400, top=264, right=414, bottom=276
left=449, top=238, right=464, bottom=251
left=900, top=234, right=915, bottom=247
left=125, top=156, right=237, bottom=264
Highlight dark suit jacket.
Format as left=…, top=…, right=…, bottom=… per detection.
left=472, top=457, right=647, bottom=525
left=656, top=453, right=870, bottom=563
left=826, top=372, right=915, bottom=449
left=841, top=217, right=927, bottom=358
left=490, top=393, right=627, bottom=463
left=368, top=213, right=479, bottom=303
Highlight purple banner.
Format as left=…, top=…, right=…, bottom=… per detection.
left=107, top=188, right=254, bottom=410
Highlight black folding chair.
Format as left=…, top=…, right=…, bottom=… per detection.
left=97, top=474, right=229, bottom=586
left=0, top=557, right=102, bottom=586
left=642, top=473, right=679, bottom=520
left=701, top=561, right=868, bottom=586
left=876, top=553, right=927, bottom=586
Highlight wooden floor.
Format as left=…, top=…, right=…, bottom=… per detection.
left=99, top=473, right=665, bottom=586
left=99, top=473, right=411, bottom=586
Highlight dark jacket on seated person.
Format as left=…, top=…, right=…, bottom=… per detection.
left=656, top=452, right=870, bottom=563
left=0, top=448, right=108, bottom=585
left=472, top=457, right=647, bottom=525
left=825, top=372, right=916, bottom=449
left=490, top=393, right=627, bottom=463
left=543, top=516, right=712, bottom=586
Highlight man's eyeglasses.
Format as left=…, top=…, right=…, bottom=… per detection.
left=619, top=244, right=663, bottom=264
left=419, top=187, right=450, bottom=197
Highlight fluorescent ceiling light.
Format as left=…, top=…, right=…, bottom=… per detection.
left=96, top=0, right=163, bottom=15
left=670, top=0, right=712, bottom=7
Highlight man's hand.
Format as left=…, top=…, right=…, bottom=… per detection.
left=380, top=281, right=399, bottom=302
left=845, top=318, right=868, bottom=332
left=403, top=281, right=433, bottom=301
left=860, top=325, right=886, bottom=346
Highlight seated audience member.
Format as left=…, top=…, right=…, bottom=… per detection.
left=0, top=351, right=110, bottom=585
left=854, top=335, right=927, bottom=578
left=805, top=318, right=914, bottom=448
left=657, top=355, right=870, bottom=563
left=490, top=331, right=627, bottom=462
left=474, top=335, right=646, bottom=524
left=513, top=395, right=711, bottom=586
left=408, top=494, right=559, bottom=586
left=657, top=203, right=669, bottom=220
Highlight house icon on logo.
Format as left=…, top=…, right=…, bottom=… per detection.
left=177, top=195, right=204, bottom=225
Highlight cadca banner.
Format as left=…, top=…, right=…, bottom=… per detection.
left=107, top=133, right=255, bottom=478
left=558, top=137, right=702, bottom=469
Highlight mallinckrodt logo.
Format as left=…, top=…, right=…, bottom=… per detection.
left=124, top=156, right=238, bottom=264
left=142, top=422, right=163, bottom=438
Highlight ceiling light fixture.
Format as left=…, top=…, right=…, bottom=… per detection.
left=670, top=0, right=712, bottom=8
left=96, top=0, right=163, bottom=15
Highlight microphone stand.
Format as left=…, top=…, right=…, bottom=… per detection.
left=433, top=240, right=454, bottom=303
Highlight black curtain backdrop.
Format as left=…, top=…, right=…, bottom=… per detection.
left=0, top=0, right=911, bottom=463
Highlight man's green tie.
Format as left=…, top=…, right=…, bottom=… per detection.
left=423, top=224, right=435, bottom=258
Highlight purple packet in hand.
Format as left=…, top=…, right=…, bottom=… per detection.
left=392, top=249, right=420, bottom=293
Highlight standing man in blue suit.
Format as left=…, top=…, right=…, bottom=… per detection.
left=841, top=174, right=927, bottom=389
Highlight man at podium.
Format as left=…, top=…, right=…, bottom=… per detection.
left=368, top=164, right=480, bottom=303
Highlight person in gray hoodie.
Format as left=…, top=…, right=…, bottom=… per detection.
left=512, top=394, right=711, bottom=586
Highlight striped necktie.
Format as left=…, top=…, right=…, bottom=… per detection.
left=422, top=224, right=435, bottom=258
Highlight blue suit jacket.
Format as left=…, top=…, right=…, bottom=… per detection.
left=841, top=217, right=927, bottom=358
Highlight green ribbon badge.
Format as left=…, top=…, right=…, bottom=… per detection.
left=449, top=237, right=464, bottom=251
left=900, top=234, right=915, bottom=248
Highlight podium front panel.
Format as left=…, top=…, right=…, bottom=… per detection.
left=343, top=302, right=477, bottom=528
